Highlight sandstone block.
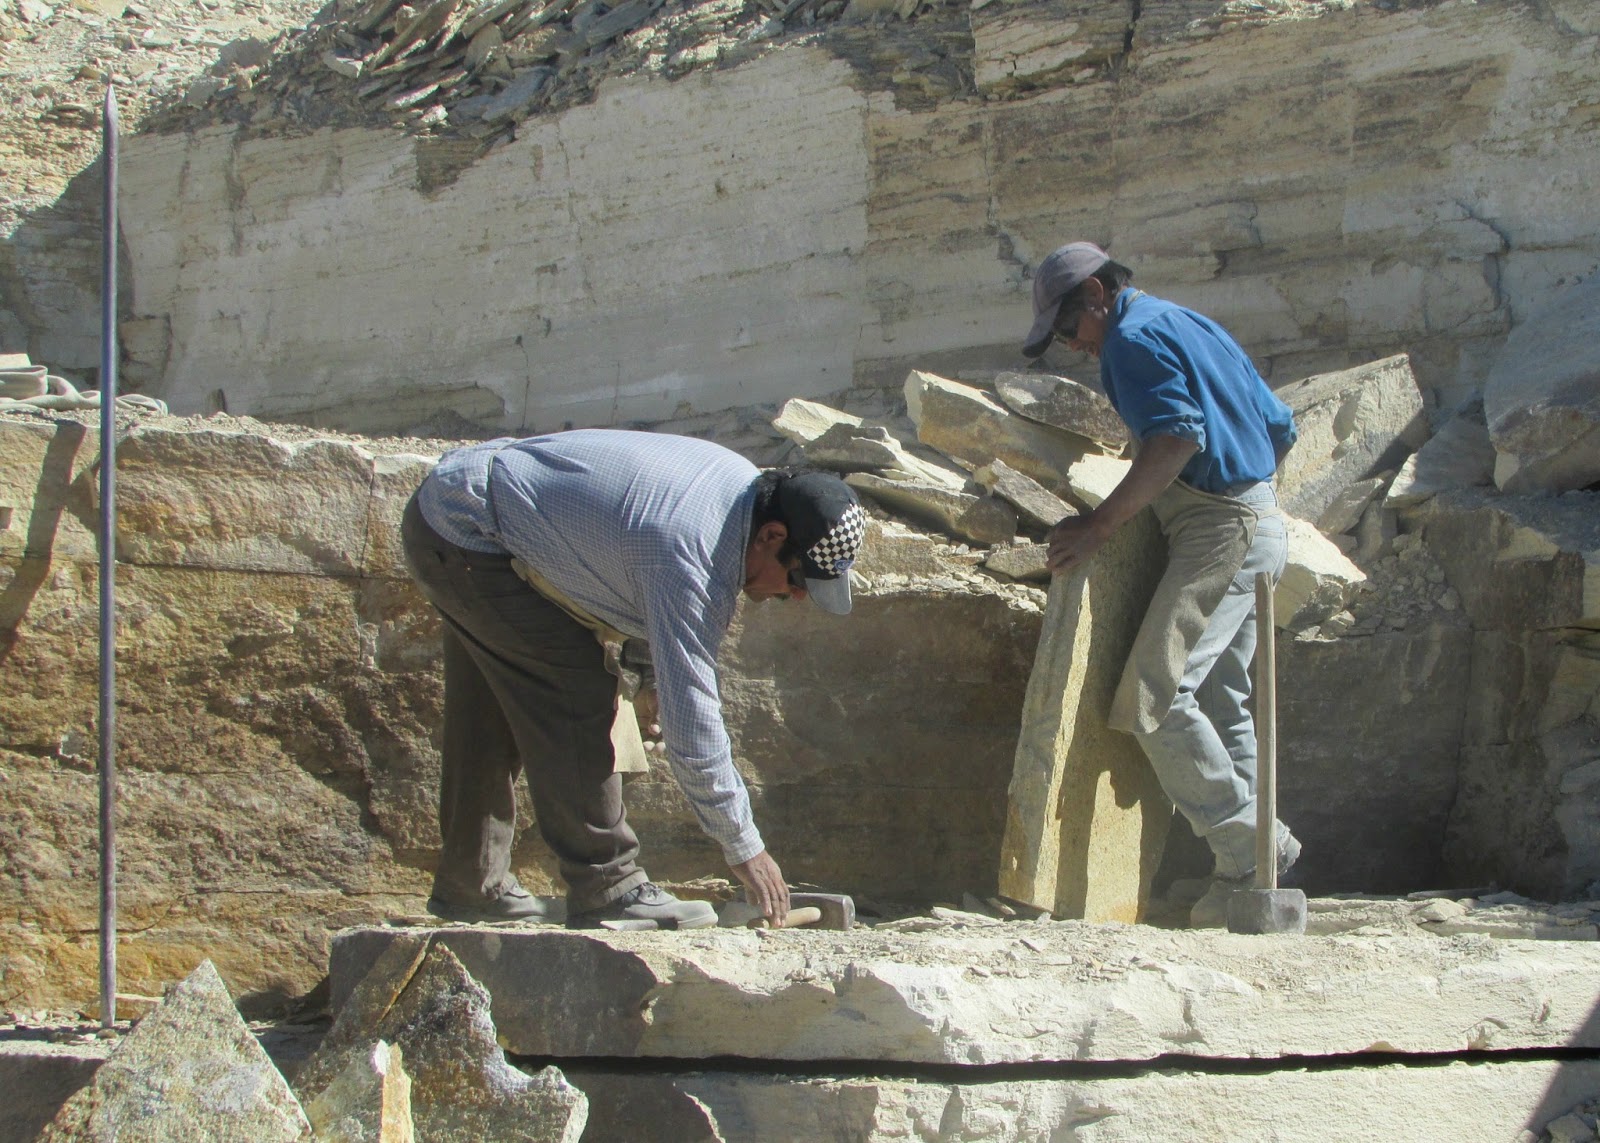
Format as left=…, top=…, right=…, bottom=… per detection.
left=983, top=540, right=1050, bottom=582
left=1061, top=452, right=1130, bottom=510
left=1385, top=410, right=1495, bottom=509
left=771, top=397, right=862, bottom=446
left=1315, top=475, right=1386, bottom=536
left=1277, top=515, right=1366, bottom=633
left=1485, top=274, right=1600, bottom=494
left=566, top=1058, right=1600, bottom=1143
left=973, top=457, right=1076, bottom=532
left=998, top=512, right=1168, bottom=921
left=116, top=425, right=380, bottom=575
left=1419, top=489, right=1600, bottom=631
left=38, top=960, right=310, bottom=1142
left=1275, top=355, right=1428, bottom=525
left=845, top=472, right=1017, bottom=545
left=299, top=940, right=588, bottom=1143
left=0, top=417, right=100, bottom=563
left=327, top=923, right=1600, bottom=1064
left=904, top=371, right=1091, bottom=493
left=994, top=370, right=1128, bottom=450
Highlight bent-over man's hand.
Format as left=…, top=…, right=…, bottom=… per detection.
left=730, top=850, right=790, bottom=925
left=633, top=686, right=665, bottom=757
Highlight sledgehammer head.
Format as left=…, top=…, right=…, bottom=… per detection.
left=788, top=892, right=855, bottom=931
left=1226, top=888, right=1307, bottom=935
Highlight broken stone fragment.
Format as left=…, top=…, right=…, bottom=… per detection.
left=1061, top=451, right=1130, bottom=511
left=38, top=960, right=311, bottom=1142
left=1386, top=410, right=1495, bottom=509
left=904, top=370, right=1091, bottom=494
left=993, top=370, right=1128, bottom=451
left=298, top=939, right=588, bottom=1143
left=1278, top=515, right=1367, bottom=633
left=304, top=1040, right=415, bottom=1143
left=322, top=48, right=365, bottom=77
left=805, top=421, right=968, bottom=490
left=1484, top=274, right=1600, bottom=495
left=974, top=457, right=1075, bottom=532
left=1315, top=474, right=1388, bottom=536
left=984, top=539, right=1050, bottom=582
left=1275, top=355, right=1428, bottom=525
left=845, top=471, right=1017, bottom=545
left=772, top=396, right=860, bottom=445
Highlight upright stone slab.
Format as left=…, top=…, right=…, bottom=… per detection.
left=304, top=1040, right=415, bottom=1143
left=37, top=960, right=310, bottom=1142
left=998, top=512, right=1168, bottom=921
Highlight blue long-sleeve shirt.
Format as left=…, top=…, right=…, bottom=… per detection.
left=417, top=428, right=765, bottom=864
left=1100, top=289, right=1297, bottom=493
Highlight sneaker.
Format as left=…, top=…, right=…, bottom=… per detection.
left=1190, top=832, right=1303, bottom=929
left=426, top=882, right=558, bottom=924
left=567, top=882, right=717, bottom=931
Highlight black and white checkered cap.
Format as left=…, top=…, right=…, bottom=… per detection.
left=776, top=472, right=865, bottom=615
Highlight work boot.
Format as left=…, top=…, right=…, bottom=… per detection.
left=566, top=882, right=717, bottom=931
left=1189, top=832, right=1303, bottom=929
left=426, top=881, right=557, bottom=924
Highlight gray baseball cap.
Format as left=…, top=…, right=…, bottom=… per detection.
left=1021, top=241, right=1111, bottom=358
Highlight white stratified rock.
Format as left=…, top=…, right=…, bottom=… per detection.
left=38, top=960, right=310, bottom=1142
left=1277, top=516, right=1367, bottom=633
left=1484, top=274, right=1600, bottom=495
left=1275, top=356, right=1428, bottom=525
left=328, top=923, right=1600, bottom=1066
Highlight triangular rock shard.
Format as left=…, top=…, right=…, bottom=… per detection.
left=38, top=959, right=311, bottom=1142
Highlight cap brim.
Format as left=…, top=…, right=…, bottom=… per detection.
left=1022, top=304, right=1057, bottom=359
left=804, top=572, right=852, bottom=615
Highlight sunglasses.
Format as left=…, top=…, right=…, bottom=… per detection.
left=1052, top=296, right=1089, bottom=344
left=787, top=562, right=808, bottom=592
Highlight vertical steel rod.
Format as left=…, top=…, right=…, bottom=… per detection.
left=98, top=84, right=119, bottom=1032
left=1253, top=571, right=1277, bottom=893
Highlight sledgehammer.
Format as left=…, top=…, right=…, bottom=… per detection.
left=717, top=892, right=856, bottom=930
left=1226, top=573, right=1308, bottom=936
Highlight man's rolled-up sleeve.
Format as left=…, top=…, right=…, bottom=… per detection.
left=1103, top=333, right=1207, bottom=451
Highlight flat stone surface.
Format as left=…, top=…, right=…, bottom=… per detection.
left=329, top=922, right=1600, bottom=1065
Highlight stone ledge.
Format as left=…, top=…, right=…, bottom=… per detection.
left=329, top=923, right=1600, bottom=1065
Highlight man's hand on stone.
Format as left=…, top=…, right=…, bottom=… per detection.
left=729, top=850, right=790, bottom=925
left=1046, top=512, right=1111, bottom=574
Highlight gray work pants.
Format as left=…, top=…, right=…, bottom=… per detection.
left=1125, top=482, right=1293, bottom=880
left=400, top=492, right=647, bottom=912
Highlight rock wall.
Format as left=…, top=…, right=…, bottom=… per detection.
left=5, top=0, right=1600, bottom=432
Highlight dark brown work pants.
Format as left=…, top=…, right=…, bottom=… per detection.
left=400, top=492, right=647, bottom=912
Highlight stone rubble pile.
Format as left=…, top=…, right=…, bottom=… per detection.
left=137, top=0, right=975, bottom=148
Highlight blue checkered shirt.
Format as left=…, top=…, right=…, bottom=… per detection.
left=417, top=429, right=765, bottom=865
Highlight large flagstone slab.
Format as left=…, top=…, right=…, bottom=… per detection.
left=329, top=923, right=1600, bottom=1066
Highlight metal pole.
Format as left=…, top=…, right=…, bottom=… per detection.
left=1253, top=571, right=1277, bottom=893
left=98, top=84, right=119, bottom=1033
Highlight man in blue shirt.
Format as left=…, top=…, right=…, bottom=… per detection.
left=1021, top=241, right=1301, bottom=927
left=401, top=429, right=866, bottom=929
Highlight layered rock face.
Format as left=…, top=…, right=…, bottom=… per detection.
left=5, top=0, right=1598, bottom=435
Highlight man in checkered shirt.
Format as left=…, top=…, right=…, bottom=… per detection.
left=401, top=428, right=867, bottom=929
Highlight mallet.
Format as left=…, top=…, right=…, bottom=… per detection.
left=1226, top=572, right=1307, bottom=936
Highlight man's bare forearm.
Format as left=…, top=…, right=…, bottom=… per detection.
left=1087, top=434, right=1199, bottom=536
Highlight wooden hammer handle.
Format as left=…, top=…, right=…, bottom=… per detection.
left=748, top=906, right=823, bottom=930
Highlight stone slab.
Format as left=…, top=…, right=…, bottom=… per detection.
left=566, top=1057, right=1600, bottom=1143
left=328, top=922, right=1600, bottom=1065
left=998, top=513, right=1167, bottom=922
